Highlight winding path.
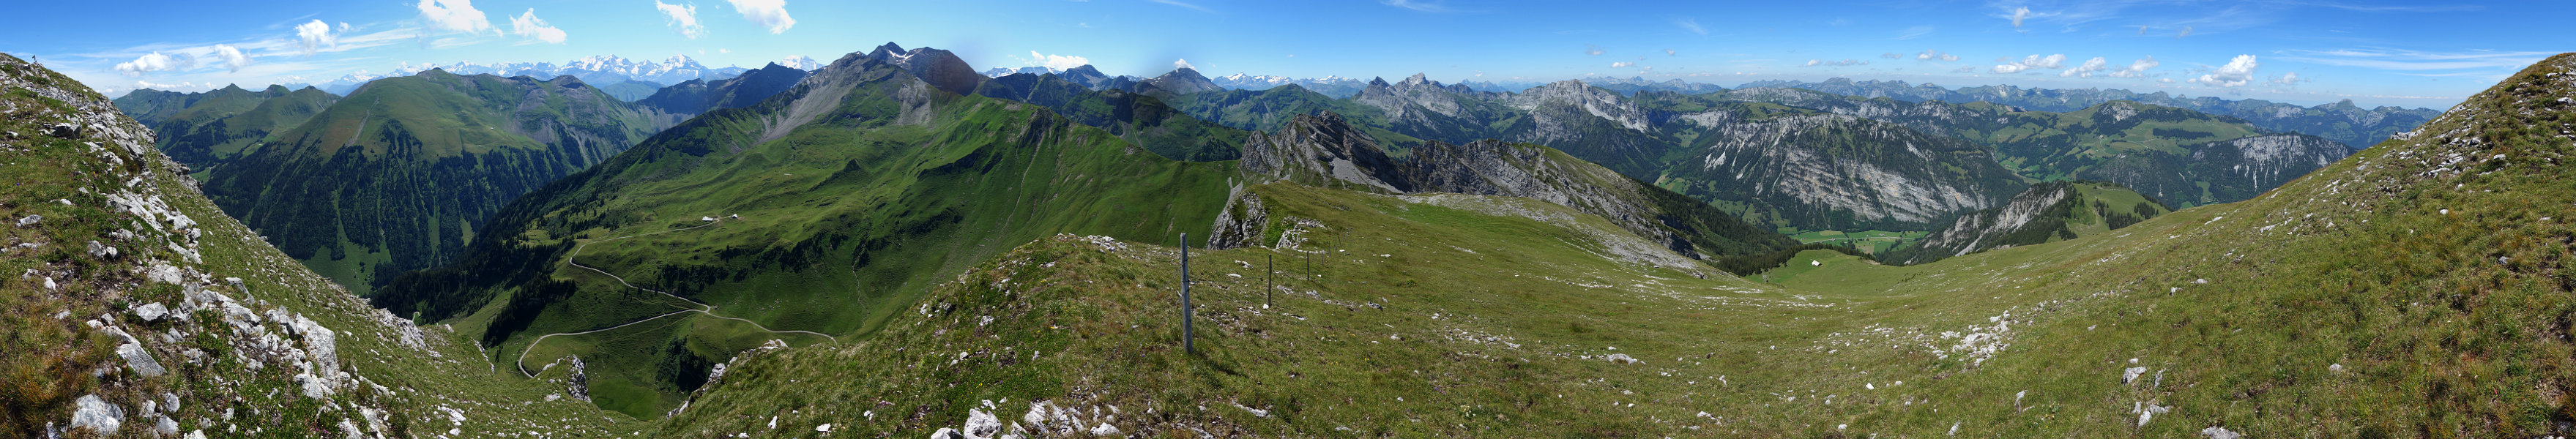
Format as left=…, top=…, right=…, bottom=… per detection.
left=515, top=217, right=837, bottom=378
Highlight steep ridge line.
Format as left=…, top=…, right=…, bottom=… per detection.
left=515, top=217, right=837, bottom=378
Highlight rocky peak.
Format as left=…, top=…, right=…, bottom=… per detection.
left=860, top=45, right=983, bottom=96
left=1398, top=73, right=1434, bottom=88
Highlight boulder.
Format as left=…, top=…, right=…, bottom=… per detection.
left=119, top=342, right=166, bottom=377
left=133, top=302, right=168, bottom=322
left=70, top=394, right=123, bottom=433
left=12, top=214, right=37, bottom=228
left=964, top=408, right=1004, bottom=439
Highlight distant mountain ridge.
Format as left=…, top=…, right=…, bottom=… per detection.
left=205, top=70, right=677, bottom=293
left=1737, top=78, right=2439, bottom=149
left=286, top=54, right=822, bottom=95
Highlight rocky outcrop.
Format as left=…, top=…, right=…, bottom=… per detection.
left=1890, top=181, right=2170, bottom=265
left=864, top=42, right=985, bottom=96
left=2185, top=134, right=2351, bottom=201
left=1669, top=113, right=2025, bottom=230
left=1236, top=113, right=1796, bottom=260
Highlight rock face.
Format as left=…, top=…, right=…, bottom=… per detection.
left=1230, top=112, right=1797, bottom=261
left=1133, top=67, right=1224, bottom=96
left=2184, top=134, right=2353, bottom=201
left=864, top=42, right=985, bottom=97
left=1666, top=113, right=2026, bottom=230
left=1889, top=181, right=2171, bottom=265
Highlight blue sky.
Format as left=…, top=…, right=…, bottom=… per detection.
left=3, top=0, right=2563, bottom=108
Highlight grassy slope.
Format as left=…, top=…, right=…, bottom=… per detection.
left=653, top=54, right=2576, bottom=437
left=3, top=54, right=635, bottom=439
left=404, top=67, right=1243, bottom=416
left=204, top=71, right=666, bottom=295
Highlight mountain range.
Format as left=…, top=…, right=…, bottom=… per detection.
left=17, top=38, right=2576, bottom=439
left=286, top=54, right=826, bottom=96
left=1738, top=78, right=2440, bottom=149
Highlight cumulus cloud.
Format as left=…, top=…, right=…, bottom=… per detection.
left=655, top=1, right=705, bottom=39
left=724, top=0, right=795, bottom=34
left=1611, top=61, right=1634, bottom=68
left=1674, top=18, right=1706, bottom=35
left=1803, top=59, right=1866, bottom=67
left=295, top=20, right=338, bottom=56
left=417, top=0, right=495, bottom=34
left=114, top=52, right=194, bottom=77
left=510, top=9, right=567, bottom=44
left=1916, top=50, right=1959, bottom=61
left=209, top=45, right=250, bottom=72
left=2107, top=56, right=2159, bottom=78
left=2061, top=56, right=2108, bottom=78
left=1174, top=59, right=1196, bottom=70
left=1021, top=50, right=1089, bottom=70
left=1991, top=53, right=2066, bottom=74
left=2190, top=55, right=2258, bottom=87
left=2009, top=7, right=2030, bottom=29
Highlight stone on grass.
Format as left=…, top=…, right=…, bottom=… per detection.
left=14, top=214, right=39, bottom=228
left=133, top=302, right=168, bottom=322
left=2122, top=367, right=2148, bottom=385
left=930, top=427, right=964, bottom=439
left=2200, top=426, right=2241, bottom=439
left=964, top=408, right=1003, bottom=439
left=71, top=394, right=123, bottom=433
left=815, top=424, right=831, bottom=432
left=119, top=342, right=165, bottom=377
left=1089, top=423, right=1120, bottom=436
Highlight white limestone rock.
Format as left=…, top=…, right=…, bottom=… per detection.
left=70, top=394, right=124, bottom=434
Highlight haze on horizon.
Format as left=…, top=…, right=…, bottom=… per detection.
left=2, top=0, right=2563, bottom=109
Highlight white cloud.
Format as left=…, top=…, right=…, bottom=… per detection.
left=2009, top=7, right=2030, bottom=29
left=724, top=0, right=796, bottom=34
left=294, top=20, right=338, bottom=56
left=1021, top=50, right=1090, bottom=70
left=417, top=0, right=496, bottom=34
left=2269, top=71, right=2309, bottom=86
left=655, top=1, right=706, bottom=39
left=1990, top=53, right=2065, bottom=74
left=1382, top=0, right=1451, bottom=12
left=1803, top=59, right=1866, bottom=67
left=1144, top=0, right=1213, bottom=14
left=1674, top=18, right=1706, bottom=35
left=2189, top=54, right=2258, bottom=87
left=133, top=80, right=201, bottom=91
left=2060, top=56, right=2108, bottom=78
left=1916, top=50, right=1959, bottom=61
left=510, top=9, right=567, bottom=44
left=1896, top=26, right=1933, bottom=40
left=114, top=52, right=194, bottom=77
left=2158, top=78, right=2175, bottom=83
left=209, top=45, right=250, bottom=72
left=1174, top=59, right=1196, bottom=70
left=2107, top=56, right=2159, bottom=78
left=1611, top=61, right=1634, bottom=68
